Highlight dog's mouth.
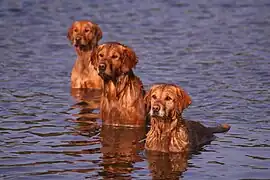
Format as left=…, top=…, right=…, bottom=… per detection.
left=98, top=71, right=113, bottom=81
left=150, top=114, right=169, bottom=122
left=150, top=107, right=170, bottom=119
left=150, top=110, right=165, bottom=118
left=151, top=114, right=166, bottom=119
left=151, top=111, right=160, bottom=117
left=73, top=39, right=89, bottom=50
left=150, top=113, right=173, bottom=123
left=74, top=43, right=87, bottom=50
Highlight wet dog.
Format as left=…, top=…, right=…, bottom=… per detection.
left=91, top=42, right=145, bottom=127
left=144, top=83, right=231, bottom=153
left=67, top=20, right=103, bottom=89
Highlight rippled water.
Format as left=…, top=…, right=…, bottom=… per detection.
left=1, top=0, right=270, bottom=179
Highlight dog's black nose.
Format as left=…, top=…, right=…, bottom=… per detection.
left=99, top=63, right=106, bottom=72
left=152, top=105, right=160, bottom=113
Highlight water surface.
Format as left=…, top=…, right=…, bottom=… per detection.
left=0, top=0, right=269, bottom=179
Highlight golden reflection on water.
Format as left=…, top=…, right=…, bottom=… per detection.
left=146, top=150, right=188, bottom=180
left=100, top=125, right=146, bottom=178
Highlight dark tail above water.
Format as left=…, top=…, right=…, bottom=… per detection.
left=209, top=124, right=231, bottom=133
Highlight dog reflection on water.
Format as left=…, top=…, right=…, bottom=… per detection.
left=100, top=125, right=145, bottom=178
left=70, top=88, right=101, bottom=110
left=146, top=151, right=189, bottom=180
left=69, top=88, right=101, bottom=136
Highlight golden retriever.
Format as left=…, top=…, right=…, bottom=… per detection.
left=144, top=83, right=231, bottom=153
left=91, top=42, right=145, bottom=127
left=67, top=20, right=103, bottom=89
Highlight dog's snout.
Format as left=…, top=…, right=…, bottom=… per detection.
left=152, top=105, right=160, bottom=113
left=98, top=63, right=106, bottom=72
left=75, top=37, right=81, bottom=41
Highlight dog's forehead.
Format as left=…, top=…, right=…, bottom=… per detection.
left=74, top=21, right=93, bottom=29
left=152, top=85, right=177, bottom=97
left=99, top=43, right=122, bottom=53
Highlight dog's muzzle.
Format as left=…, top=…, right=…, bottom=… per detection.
left=98, top=63, right=112, bottom=81
left=98, top=63, right=106, bottom=72
left=151, top=104, right=161, bottom=116
left=74, top=37, right=81, bottom=46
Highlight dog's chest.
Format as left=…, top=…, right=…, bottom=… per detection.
left=145, top=120, right=190, bottom=153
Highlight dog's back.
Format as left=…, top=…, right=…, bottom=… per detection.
left=186, top=120, right=231, bottom=151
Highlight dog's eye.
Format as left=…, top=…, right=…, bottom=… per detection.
left=99, top=53, right=104, bottom=58
left=85, top=29, right=90, bottom=33
left=165, top=96, right=172, bottom=101
left=152, top=95, right=157, bottom=99
left=74, top=29, right=78, bottom=32
left=112, top=55, right=118, bottom=59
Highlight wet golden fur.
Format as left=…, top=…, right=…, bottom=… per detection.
left=144, top=84, right=231, bottom=153
left=67, top=20, right=103, bottom=89
left=91, top=42, right=145, bottom=127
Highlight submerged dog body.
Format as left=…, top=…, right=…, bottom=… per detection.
left=144, top=84, right=231, bottom=153
left=91, top=42, right=145, bottom=127
left=67, top=20, right=103, bottom=89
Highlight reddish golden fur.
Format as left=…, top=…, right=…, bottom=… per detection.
left=67, top=20, right=103, bottom=89
left=144, top=84, right=231, bottom=153
left=91, top=42, right=145, bottom=127
left=146, top=151, right=188, bottom=179
left=100, top=125, right=145, bottom=174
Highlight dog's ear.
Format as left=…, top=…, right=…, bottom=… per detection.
left=90, top=46, right=99, bottom=68
left=121, top=46, right=138, bottom=73
left=94, top=23, right=102, bottom=42
left=175, top=86, right=192, bottom=113
left=88, top=22, right=102, bottom=46
left=144, top=85, right=159, bottom=113
left=144, top=88, right=153, bottom=114
left=67, top=22, right=75, bottom=42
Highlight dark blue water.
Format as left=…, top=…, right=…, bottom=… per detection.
left=0, top=0, right=269, bottom=179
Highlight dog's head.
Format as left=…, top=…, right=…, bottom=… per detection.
left=91, top=42, right=138, bottom=81
left=144, top=84, right=191, bottom=119
left=67, top=20, right=102, bottom=50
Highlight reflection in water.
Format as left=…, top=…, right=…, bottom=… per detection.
left=72, top=117, right=100, bottom=137
left=70, top=88, right=101, bottom=137
left=70, top=88, right=101, bottom=110
left=146, top=151, right=188, bottom=180
left=99, top=125, right=146, bottom=179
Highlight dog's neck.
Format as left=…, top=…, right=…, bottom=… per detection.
left=100, top=70, right=145, bottom=127
left=103, top=70, right=138, bottom=100
left=75, top=43, right=96, bottom=56
left=145, top=113, right=190, bottom=153
left=74, top=44, right=97, bottom=73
